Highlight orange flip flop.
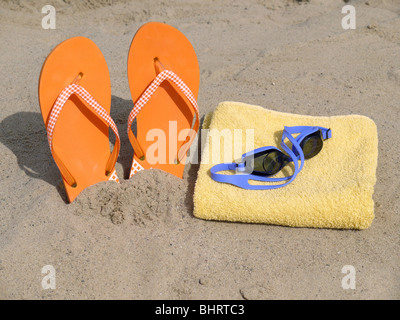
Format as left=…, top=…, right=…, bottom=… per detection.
left=127, top=22, right=200, bottom=179
left=38, top=37, right=120, bottom=203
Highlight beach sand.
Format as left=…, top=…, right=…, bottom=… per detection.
left=0, top=0, right=399, bottom=299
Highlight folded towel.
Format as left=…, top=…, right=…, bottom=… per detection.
left=193, top=102, right=378, bottom=229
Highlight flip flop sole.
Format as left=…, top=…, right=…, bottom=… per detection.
left=39, top=37, right=115, bottom=202
left=127, top=22, right=200, bottom=178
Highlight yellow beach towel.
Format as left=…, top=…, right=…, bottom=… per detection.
left=193, top=102, right=378, bottom=229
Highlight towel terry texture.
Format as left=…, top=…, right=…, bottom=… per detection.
left=193, top=102, right=378, bottom=229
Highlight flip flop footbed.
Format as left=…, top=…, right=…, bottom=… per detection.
left=39, top=37, right=118, bottom=202
left=127, top=22, right=200, bottom=178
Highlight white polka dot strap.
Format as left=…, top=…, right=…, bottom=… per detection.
left=47, top=83, right=120, bottom=183
left=127, top=69, right=199, bottom=158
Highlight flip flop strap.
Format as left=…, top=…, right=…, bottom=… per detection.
left=47, top=83, right=120, bottom=186
left=127, top=69, right=199, bottom=162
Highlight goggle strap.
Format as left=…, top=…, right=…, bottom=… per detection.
left=284, top=125, right=332, bottom=140
left=209, top=130, right=305, bottom=190
left=321, top=128, right=332, bottom=140
left=281, top=128, right=305, bottom=173
left=209, top=125, right=330, bottom=190
left=210, top=162, right=298, bottom=190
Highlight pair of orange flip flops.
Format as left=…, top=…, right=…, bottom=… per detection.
left=38, top=22, right=200, bottom=203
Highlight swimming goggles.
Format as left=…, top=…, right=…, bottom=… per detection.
left=210, top=126, right=332, bottom=190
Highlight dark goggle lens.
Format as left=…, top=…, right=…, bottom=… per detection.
left=300, top=132, right=323, bottom=159
left=251, top=150, right=286, bottom=176
left=264, top=151, right=285, bottom=175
